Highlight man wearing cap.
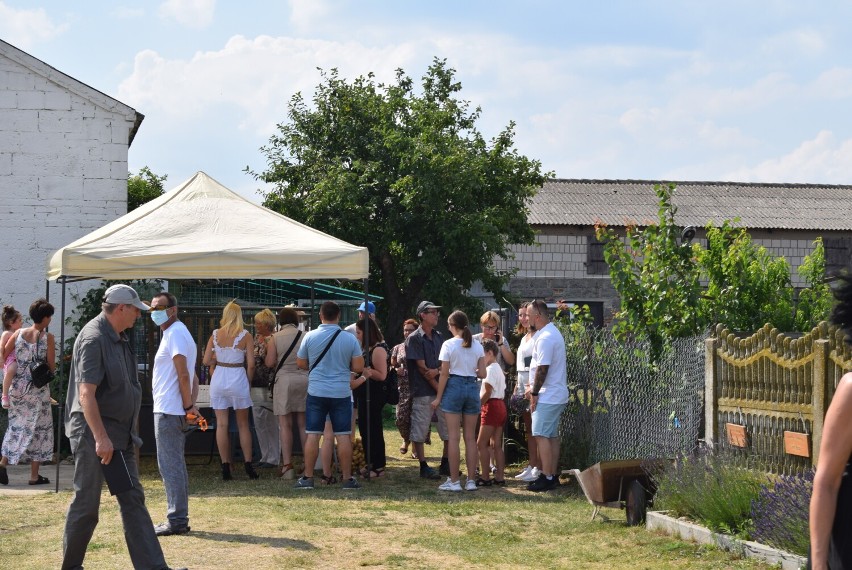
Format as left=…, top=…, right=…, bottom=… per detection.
left=406, top=301, right=448, bottom=479
left=344, top=301, right=375, bottom=335
left=63, top=284, right=186, bottom=570
left=149, top=291, right=198, bottom=537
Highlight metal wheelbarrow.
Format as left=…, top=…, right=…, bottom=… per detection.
left=563, top=458, right=667, bottom=526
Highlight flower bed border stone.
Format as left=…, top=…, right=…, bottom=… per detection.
left=646, top=511, right=806, bottom=570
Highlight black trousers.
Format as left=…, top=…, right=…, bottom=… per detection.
left=355, top=381, right=387, bottom=471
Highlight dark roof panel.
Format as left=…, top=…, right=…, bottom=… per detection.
left=529, top=179, right=852, bottom=230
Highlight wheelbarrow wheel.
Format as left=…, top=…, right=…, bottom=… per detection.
left=625, top=479, right=647, bottom=526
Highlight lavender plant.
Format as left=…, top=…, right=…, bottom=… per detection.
left=750, top=470, right=812, bottom=556
left=649, top=449, right=767, bottom=535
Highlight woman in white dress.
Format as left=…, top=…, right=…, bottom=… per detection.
left=203, top=301, right=258, bottom=480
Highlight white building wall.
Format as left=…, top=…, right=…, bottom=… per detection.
left=0, top=53, right=135, bottom=317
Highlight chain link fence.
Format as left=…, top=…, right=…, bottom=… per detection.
left=556, top=325, right=707, bottom=470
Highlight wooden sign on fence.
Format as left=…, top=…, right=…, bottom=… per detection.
left=726, top=423, right=748, bottom=448
left=784, top=431, right=811, bottom=458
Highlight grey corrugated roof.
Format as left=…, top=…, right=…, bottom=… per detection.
left=530, top=179, right=852, bottom=231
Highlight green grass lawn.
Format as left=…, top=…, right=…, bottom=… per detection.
left=0, top=426, right=773, bottom=569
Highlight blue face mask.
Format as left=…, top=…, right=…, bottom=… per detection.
left=150, top=309, right=170, bottom=326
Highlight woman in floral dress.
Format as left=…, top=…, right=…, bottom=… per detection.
left=0, top=298, right=55, bottom=486
left=391, top=319, right=417, bottom=455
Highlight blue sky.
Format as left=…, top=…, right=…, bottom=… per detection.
left=3, top=0, right=852, bottom=203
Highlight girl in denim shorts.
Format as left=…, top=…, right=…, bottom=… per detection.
left=431, top=311, right=487, bottom=492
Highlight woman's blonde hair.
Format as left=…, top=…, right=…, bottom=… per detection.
left=480, top=310, right=500, bottom=327
left=220, top=301, right=245, bottom=338
left=254, top=308, right=276, bottom=330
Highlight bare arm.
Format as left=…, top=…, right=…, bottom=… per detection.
left=810, top=374, right=852, bottom=569
left=296, top=356, right=308, bottom=370
left=416, top=359, right=439, bottom=391
left=78, top=382, right=114, bottom=465
left=499, top=340, right=515, bottom=366
left=242, top=333, right=255, bottom=382
left=476, top=356, right=487, bottom=379
left=173, top=354, right=197, bottom=416
left=2, top=330, right=18, bottom=361
left=364, top=346, right=388, bottom=381
left=202, top=335, right=215, bottom=366
left=480, top=381, right=493, bottom=406
left=46, top=333, right=56, bottom=372
left=264, top=336, right=278, bottom=368
left=431, top=360, right=451, bottom=410
left=529, top=364, right=550, bottom=413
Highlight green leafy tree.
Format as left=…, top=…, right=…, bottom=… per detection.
left=127, top=166, right=167, bottom=212
left=595, top=183, right=704, bottom=356
left=795, top=238, right=833, bottom=330
left=701, top=221, right=795, bottom=331
left=251, top=59, right=547, bottom=342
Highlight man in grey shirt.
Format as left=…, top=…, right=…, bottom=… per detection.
left=62, top=284, right=185, bottom=570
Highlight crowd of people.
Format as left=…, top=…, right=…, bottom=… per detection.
left=0, top=284, right=572, bottom=568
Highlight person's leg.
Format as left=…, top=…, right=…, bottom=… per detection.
left=443, top=412, right=461, bottom=483
left=115, top=447, right=168, bottom=570
left=370, top=391, right=386, bottom=470
left=524, top=411, right=540, bottom=468
left=154, top=413, right=189, bottom=529
left=296, top=412, right=307, bottom=463
left=547, top=436, right=561, bottom=477
left=234, top=407, right=254, bottom=464
left=477, top=424, right=496, bottom=478
left=253, top=404, right=280, bottom=465
left=279, top=413, right=294, bottom=469
left=29, top=460, right=40, bottom=482
left=214, top=408, right=231, bottom=464
left=301, top=394, right=324, bottom=479
left=356, top=395, right=369, bottom=472
left=493, top=425, right=505, bottom=480
left=329, top=396, right=354, bottom=480
left=320, top=420, right=334, bottom=477
left=462, top=413, right=479, bottom=481
left=62, top=435, right=102, bottom=570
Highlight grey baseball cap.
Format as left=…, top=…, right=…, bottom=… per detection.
left=104, top=284, right=150, bottom=311
left=416, top=301, right=441, bottom=314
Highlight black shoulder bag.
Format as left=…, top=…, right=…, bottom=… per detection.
left=309, top=329, right=342, bottom=372
left=269, top=330, right=302, bottom=399
left=29, top=331, right=54, bottom=389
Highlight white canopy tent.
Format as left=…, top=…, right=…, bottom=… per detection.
left=45, top=171, right=375, bottom=491
left=48, top=171, right=368, bottom=280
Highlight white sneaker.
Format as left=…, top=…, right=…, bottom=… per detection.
left=465, top=479, right=478, bottom=491
left=514, top=465, right=532, bottom=480
left=521, top=467, right=541, bottom=482
left=439, top=477, right=462, bottom=492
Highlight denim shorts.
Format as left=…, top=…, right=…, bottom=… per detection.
left=305, top=394, right=352, bottom=435
left=440, top=375, right=481, bottom=416
left=531, top=402, right=566, bottom=438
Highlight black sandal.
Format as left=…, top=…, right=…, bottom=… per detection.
left=475, top=477, right=493, bottom=487
left=320, top=474, right=337, bottom=485
left=0, top=465, right=7, bottom=485
left=492, top=479, right=507, bottom=486
left=29, top=474, right=49, bottom=485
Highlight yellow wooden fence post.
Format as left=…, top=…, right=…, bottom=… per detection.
left=705, top=336, right=719, bottom=447
left=812, top=339, right=829, bottom=466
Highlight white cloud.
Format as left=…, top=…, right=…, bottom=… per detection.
left=111, top=6, right=145, bottom=19
left=0, top=1, right=69, bottom=49
left=725, top=131, right=852, bottom=184
left=158, top=0, right=215, bottom=29
left=118, top=35, right=417, bottom=135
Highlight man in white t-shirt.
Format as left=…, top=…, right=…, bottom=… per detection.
left=525, top=299, right=569, bottom=492
left=149, top=291, right=198, bottom=535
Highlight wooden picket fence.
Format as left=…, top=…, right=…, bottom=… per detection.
left=705, top=322, right=852, bottom=474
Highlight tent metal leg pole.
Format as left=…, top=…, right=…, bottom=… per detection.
left=55, top=277, right=67, bottom=493
left=310, top=281, right=315, bottom=330
left=363, top=278, right=371, bottom=480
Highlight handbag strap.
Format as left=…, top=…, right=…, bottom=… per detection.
left=275, top=330, right=302, bottom=374
left=310, top=329, right=342, bottom=372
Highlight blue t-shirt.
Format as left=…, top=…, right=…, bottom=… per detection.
left=296, top=323, right=362, bottom=398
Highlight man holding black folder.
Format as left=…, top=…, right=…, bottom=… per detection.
left=62, top=284, right=186, bottom=570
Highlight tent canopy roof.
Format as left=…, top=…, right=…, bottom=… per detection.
left=48, top=172, right=369, bottom=281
